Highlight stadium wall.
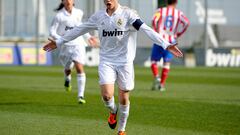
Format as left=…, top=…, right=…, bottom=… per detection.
left=0, top=0, right=239, bottom=48
left=0, top=43, right=52, bottom=66
left=1, top=43, right=239, bottom=67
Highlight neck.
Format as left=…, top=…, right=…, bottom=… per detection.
left=65, top=7, right=72, bottom=14
left=168, top=3, right=177, bottom=8
left=107, top=4, right=118, bottom=16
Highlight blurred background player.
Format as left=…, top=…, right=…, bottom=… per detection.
left=151, top=0, right=189, bottom=91
left=50, top=0, right=98, bottom=104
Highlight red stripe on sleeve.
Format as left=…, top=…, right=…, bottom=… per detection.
left=174, top=11, right=181, bottom=37
left=177, top=14, right=190, bottom=37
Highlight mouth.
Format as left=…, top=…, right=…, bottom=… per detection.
left=107, top=3, right=111, bottom=7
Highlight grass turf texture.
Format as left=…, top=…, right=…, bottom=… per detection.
left=0, top=66, right=239, bottom=135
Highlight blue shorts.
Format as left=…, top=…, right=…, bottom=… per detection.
left=151, top=43, right=173, bottom=62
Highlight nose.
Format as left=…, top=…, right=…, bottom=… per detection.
left=65, top=0, right=71, bottom=4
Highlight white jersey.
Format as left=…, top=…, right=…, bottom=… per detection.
left=91, top=6, right=139, bottom=64
left=56, top=5, right=173, bottom=65
left=50, top=7, right=90, bottom=46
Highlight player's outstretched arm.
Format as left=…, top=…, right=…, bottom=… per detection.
left=43, top=38, right=57, bottom=52
left=138, top=22, right=172, bottom=49
left=136, top=21, right=183, bottom=57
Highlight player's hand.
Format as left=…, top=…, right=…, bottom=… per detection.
left=167, top=44, right=183, bottom=58
left=88, top=36, right=99, bottom=48
left=43, top=38, right=57, bottom=52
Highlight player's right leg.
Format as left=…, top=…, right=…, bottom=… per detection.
left=63, top=62, right=74, bottom=92
left=64, top=69, right=72, bottom=92
left=118, top=131, right=126, bottom=135
left=59, top=46, right=74, bottom=92
left=151, top=61, right=161, bottom=90
left=99, top=63, right=118, bottom=129
left=101, top=84, right=118, bottom=129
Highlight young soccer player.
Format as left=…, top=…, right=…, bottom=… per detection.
left=50, top=0, right=97, bottom=104
left=151, top=0, right=189, bottom=91
left=43, top=0, right=183, bottom=134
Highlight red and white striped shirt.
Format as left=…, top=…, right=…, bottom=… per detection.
left=152, top=6, right=189, bottom=44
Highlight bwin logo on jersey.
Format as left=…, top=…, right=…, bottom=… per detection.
left=65, top=26, right=74, bottom=31
left=102, top=29, right=123, bottom=37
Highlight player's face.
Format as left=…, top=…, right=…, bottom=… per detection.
left=63, top=0, right=74, bottom=11
left=104, top=0, right=118, bottom=11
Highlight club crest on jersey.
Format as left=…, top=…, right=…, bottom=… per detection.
left=117, top=18, right=123, bottom=27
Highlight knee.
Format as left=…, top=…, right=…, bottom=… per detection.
left=102, top=95, right=113, bottom=101
left=65, top=69, right=71, bottom=74
left=120, top=99, right=129, bottom=105
left=119, top=96, right=129, bottom=105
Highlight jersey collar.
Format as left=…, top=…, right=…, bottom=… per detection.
left=63, top=7, right=76, bottom=16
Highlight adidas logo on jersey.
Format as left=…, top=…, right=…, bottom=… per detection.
left=102, top=29, right=123, bottom=37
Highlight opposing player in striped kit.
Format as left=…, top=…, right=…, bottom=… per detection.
left=151, top=0, right=189, bottom=91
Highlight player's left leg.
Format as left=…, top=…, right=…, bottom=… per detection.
left=160, top=63, right=170, bottom=91
left=116, top=64, right=134, bottom=134
left=74, top=61, right=86, bottom=104
left=150, top=44, right=163, bottom=90
left=160, top=51, right=174, bottom=91
left=118, top=89, right=130, bottom=134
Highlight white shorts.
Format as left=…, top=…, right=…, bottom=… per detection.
left=98, top=62, right=135, bottom=91
left=59, top=45, right=86, bottom=69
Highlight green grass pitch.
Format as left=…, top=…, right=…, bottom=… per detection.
left=0, top=66, right=240, bottom=135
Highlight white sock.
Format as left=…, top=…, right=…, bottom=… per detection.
left=102, top=96, right=117, bottom=114
left=64, top=73, right=71, bottom=82
left=118, top=103, right=130, bottom=132
left=77, top=73, right=86, bottom=98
